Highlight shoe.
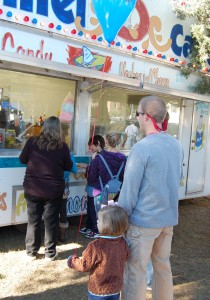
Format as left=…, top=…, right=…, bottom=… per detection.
left=147, top=283, right=152, bottom=291
left=25, top=254, right=37, bottom=261
left=80, top=227, right=91, bottom=235
left=45, top=252, right=58, bottom=261
left=85, top=231, right=99, bottom=239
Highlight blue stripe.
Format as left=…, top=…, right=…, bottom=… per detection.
left=0, top=156, right=90, bottom=168
left=98, top=235, right=122, bottom=239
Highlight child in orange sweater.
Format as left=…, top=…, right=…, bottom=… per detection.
left=67, top=205, right=129, bottom=300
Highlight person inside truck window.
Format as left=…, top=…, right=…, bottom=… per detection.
left=0, top=109, right=7, bottom=128
left=124, top=121, right=139, bottom=150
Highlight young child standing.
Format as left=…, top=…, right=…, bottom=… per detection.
left=78, top=135, right=105, bottom=238
left=67, top=205, right=129, bottom=300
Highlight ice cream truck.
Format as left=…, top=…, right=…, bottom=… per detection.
left=0, top=0, right=209, bottom=226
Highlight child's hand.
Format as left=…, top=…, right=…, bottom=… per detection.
left=67, top=254, right=77, bottom=268
left=77, top=163, right=87, bottom=169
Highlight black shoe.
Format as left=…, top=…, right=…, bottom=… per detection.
left=80, top=227, right=91, bottom=235
left=85, top=231, right=99, bottom=239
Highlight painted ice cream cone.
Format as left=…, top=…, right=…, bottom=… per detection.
left=82, top=46, right=95, bottom=65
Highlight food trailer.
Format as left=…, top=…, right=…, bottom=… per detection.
left=0, top=0, right=209, bottom=226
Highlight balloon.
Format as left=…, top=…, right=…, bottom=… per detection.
left=92, top=0, right=137, bottom=43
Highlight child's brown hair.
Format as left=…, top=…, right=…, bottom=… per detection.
left=97, top=205, right=128, bottom=236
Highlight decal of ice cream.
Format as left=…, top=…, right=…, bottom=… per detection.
left=66, top=45, right=112, bottom=72
left=74, top=46, right=106, bottom=70
left=81, top=46, right=95, bottom=65
left=59, top=92, right=75, bottom=124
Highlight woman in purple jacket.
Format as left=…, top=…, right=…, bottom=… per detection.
left=19, top=116, right=72, bottom=261
left=86, top=131, right=127, bottom=238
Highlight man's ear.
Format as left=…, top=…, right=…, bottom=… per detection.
left=145, top=114, right=150, bottom=121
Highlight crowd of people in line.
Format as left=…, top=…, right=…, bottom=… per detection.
left=19, top=95, right=183, bottom=300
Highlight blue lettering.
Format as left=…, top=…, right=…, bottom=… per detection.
left=76, top=0, right=86, bottom=27
left=3, top=0, right=86, bottom=26
left=20, top=0, right=33, bottom=12
left=3, top=0, right=16, bottom=8
left=170, top=24, right=183, bottom=57
left=51, top=0, right=74, bottom=24
left=37, top=0, right=48, bottom=16
left=67, top=196, right=87, bottom=214
left=170, top=24, right=192, bottom=58
left=183, top=35, right=192, bottom=58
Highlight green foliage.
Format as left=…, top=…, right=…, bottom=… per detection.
left=172, top=0, right=210, bottom=94
left=193, top=77, right=210, bottom=94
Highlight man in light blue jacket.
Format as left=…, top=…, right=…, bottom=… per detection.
left=118, top=96, right=183, bottom=300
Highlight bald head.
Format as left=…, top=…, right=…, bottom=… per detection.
left=139, top=96, right=166, bottom=123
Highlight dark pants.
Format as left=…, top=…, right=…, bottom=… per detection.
left=25, top=193, right=61, bottom=258
left=59, top=198, right=67, bottom=224
left=88, top=291, right=120, bottom=300
left=86, top=196, right=98, bottom=233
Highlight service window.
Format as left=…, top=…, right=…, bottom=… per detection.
left=0, top=69, right=76, bottom=150
left=90, top=87, right=181, bottom=151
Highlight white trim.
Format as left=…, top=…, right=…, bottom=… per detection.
left=0, top=50, right=209, bottom=102
left=141, top=83, right=209, bottom=102
left=0, top=19, right=183, bottom=68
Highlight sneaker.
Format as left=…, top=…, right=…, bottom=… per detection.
left=80, top=227, right=91, bottom=235
left=25, top=254, right=37, bottom=261
left=45, top=252, right=58, bottom=261
left=85, top=231, right=99, bottom=239
left=147, top=283, right=152, bottom=291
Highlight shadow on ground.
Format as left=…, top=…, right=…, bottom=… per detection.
left=0, top=215, right=88, bottom=253
left=1, top=199, right=210, bottom=300
left=3, top=282, right=88, bottom=300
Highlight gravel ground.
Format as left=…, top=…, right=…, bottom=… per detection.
left=0, top=198, right=210, bottom=300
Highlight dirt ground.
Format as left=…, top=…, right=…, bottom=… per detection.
left=0, top=197, right=210, bottom=300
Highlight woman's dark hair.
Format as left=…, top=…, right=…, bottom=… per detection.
left=37, top=116, right=63, bottom=150
left=88, top=135, right=105, bottom=149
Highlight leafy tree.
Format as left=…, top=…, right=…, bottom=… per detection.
left=171, top=0, right=210, bottom=94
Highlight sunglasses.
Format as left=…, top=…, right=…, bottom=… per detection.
left=136, top=111, right=145, bottom=117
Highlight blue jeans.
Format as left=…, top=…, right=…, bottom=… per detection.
left=94, top=194, right=102, bottom=214
left=88, top=291, right=120, bottom=300
left=147, top=260, right=153, bottom=285
left=86, top=196, right=98, bottom=233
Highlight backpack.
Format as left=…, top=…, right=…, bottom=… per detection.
left=98, top=154, right=124, bottom=206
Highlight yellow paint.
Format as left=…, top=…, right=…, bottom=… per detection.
left=16, top=193, right=27, bottom=216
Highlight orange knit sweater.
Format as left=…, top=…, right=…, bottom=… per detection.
left=68, top=237, right=129, bottom=295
